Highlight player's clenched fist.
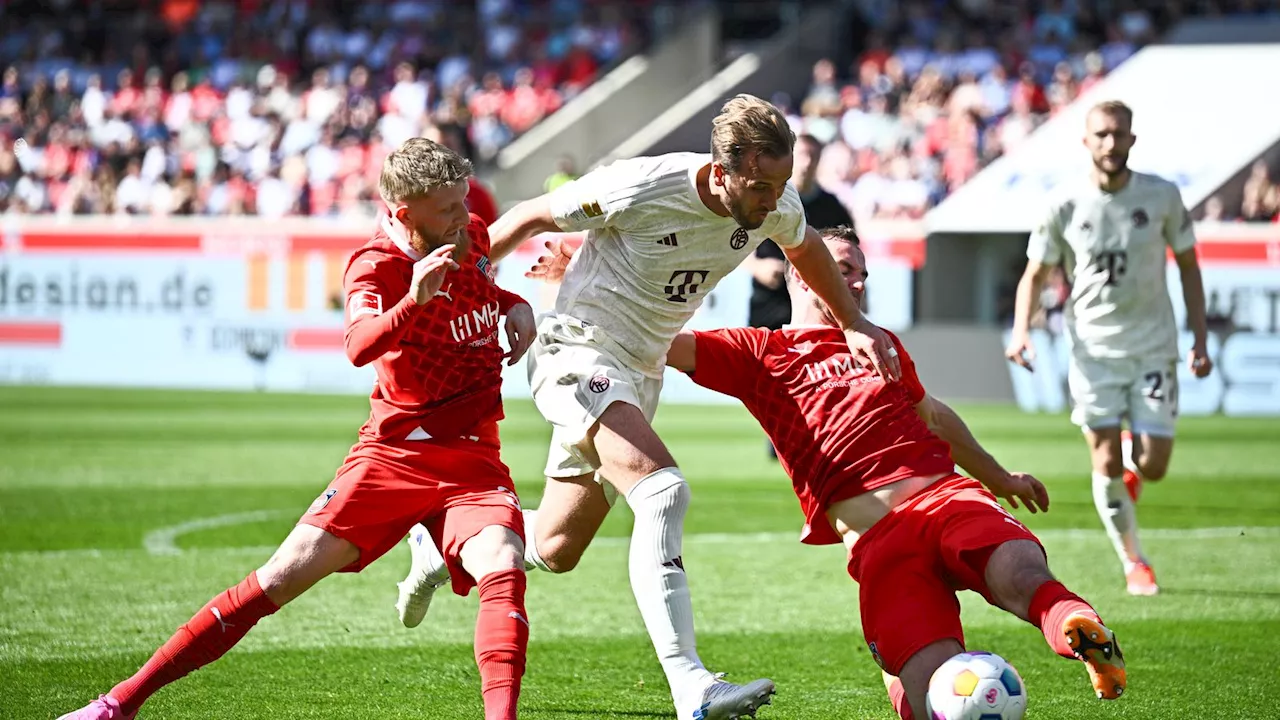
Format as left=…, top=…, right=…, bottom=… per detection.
left=1004, top=331, right=1036, bottom=371
left=409, top=244, right=460, bottom=305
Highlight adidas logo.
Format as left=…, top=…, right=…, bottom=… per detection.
left=657, top=233, right=678, bottom=247
left=662, top=556, right=685, bottom=571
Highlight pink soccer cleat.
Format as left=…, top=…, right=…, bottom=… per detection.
left=57, top=694, right=135, bottom=720
left=1126, top=561, right=1159, bottom=596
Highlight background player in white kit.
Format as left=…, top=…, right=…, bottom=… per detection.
left=395, top=94, right=901, bottom=720
left=1005, top=100, right=1213, bottom=596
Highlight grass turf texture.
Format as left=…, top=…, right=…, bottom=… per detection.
left=2, top=386, right=1279, bottom=719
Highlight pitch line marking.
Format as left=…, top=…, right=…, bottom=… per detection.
left=8, top=517, right=1265, bottom=559
left=142, top=510, right=293, bottom=556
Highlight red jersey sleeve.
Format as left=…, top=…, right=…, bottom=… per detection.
left=343, top=248, right=422, bottom=367
left=886, top=330, right=926, bottom=404
left=688, top=328, right=771, bottom=398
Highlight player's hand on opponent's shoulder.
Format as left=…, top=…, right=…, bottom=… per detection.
left=525, top=235, right=583, bottom=283
left=987, top=471, right=1050, bottom=514
left=1188, top=343, right=1214, bottom=378
left=409, top=244, right=460, bottom=305
left=845, top=318, right=902, bottom=382
left=1004, top=331, right=1036, bottom=371
left=503, top=302, right=536, bottom=366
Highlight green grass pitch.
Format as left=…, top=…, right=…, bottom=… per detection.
left=2, top=386, right=1279, bottom=719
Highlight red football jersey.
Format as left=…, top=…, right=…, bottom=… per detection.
left=689, top=325, right=955, bottom=545
left=343, top=214, right=527, bottom=443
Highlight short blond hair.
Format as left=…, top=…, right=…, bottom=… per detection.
left=710, top=94, right=795, bottom=175
left=1088, top=100, right=1133, bottom=129
left=378, top=137, right=473, bottom=204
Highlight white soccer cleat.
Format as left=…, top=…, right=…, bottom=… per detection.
left=395, top=525, right=450, bottom=628
left=680, top=676, right=776, bottom=720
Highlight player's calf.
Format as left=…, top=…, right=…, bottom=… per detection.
left=894, top=639, right=965, bottom=719
left=459, top=525, right=530, bottom=720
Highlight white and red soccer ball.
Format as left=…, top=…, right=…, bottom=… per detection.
left=926, top=651, right=1027, bottom=720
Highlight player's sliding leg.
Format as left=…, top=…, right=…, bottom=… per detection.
left=397, top=480, right=612, bottom=626
left=982, top=539, right=1127, bottom=700
left=593, top=401, right=774, bottom=720
left=456, top=524, right=530, bottom=720
left=57, top=525, right=357, bottom=720
left=1085, top=426, right=1157, bottom=595
left=880, top=671, right=915, bottom=720
left=891, top=640, right=965, bottom=719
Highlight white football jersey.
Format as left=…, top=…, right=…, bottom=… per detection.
left=549, top=152, right=807, bottom=378
left=1028, top=171, right=1195, bottom=360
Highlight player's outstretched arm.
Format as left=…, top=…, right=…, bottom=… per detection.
left=1005, top=260, right=1053, bottom=371
left=487, top=194, right=563, bottom=263
left=1174, top=247, right=1213, bottom=378
left=785, top=226, right=901, bottom=382
left=665, top=331, right=698, bottom=373
left=915, top=394, right=1050, bottom=513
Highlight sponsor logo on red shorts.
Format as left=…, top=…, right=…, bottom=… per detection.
left=868, top=641, right=886, bottom=671
left=308, top=488, right=338, bottom=514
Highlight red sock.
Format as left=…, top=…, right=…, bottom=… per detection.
left=887, top=678, right=914, bottom=720
left=1028, top=580, right=1100, bottom=659
left=111, top=571, right=279, bottom=714
left=474, top=569, right=529, bottom=720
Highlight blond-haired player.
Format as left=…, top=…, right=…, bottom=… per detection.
left=1006, top=100, right=1213, bottom=596
left=396, top=94, right=901, bottom=720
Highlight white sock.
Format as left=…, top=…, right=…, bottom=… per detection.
left=407, top=523, right=450, bottom=587
left=522, top=509, right=551, bottom=572
left=1091, top=472, right=1144, bottom=571
left=1121, top=433, right=1141, bottom=477
left=624, top=467, right=714, bottom=703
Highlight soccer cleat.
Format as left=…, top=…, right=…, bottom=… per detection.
left=1122, top=468, right=1143, bottom=503
left=56, top=694, right=135, bottom=720
left=683, top=677, right=776, bottom=720
left=1063, top=614, right=1127, bottom=700
left=395, top=526, right=450, bottom=628
left=1125, top=561, right=1159, bottom=596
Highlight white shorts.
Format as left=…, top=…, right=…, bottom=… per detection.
left=527, top=313, right=664, bottom=481
left=1067, top=353, right=1178, bottom=437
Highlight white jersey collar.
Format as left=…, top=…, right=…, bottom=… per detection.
left=381, top=216, right=424, bottom=261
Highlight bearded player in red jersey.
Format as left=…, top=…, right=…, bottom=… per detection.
left=664, top=226, right=1128, bottom=719
left=57, top=138, right=538, bottom=720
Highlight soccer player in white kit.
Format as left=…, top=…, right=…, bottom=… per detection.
left=1005, top=100, right=1213, bottom=596
left=395, top=94, right=902, bottom=720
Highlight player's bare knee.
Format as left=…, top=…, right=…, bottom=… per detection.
left=985, top=540, right=1053, bottom=619
left=459, top=525, right=525, bottom=579
left=1138, top=456, right=1170, bottom=480
left=535, top=531, right=586, bottom=573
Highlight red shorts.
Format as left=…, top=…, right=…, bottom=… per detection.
left=846, top=474, right=1043, bottom=676
left=298, top=422, right=524, bottom=596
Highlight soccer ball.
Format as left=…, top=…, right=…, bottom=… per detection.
left=925, top=651, right=1027, bottom=720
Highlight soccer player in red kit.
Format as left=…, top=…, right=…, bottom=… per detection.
left=664, top=225, right=1128, bottom=719
left=58, top=138, right=537, bottom=720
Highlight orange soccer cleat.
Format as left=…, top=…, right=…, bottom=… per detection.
left=1063, top=614, right=1127, bottom=700
left=1126, top=560, right=1159, bottom=596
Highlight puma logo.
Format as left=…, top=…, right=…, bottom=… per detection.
left=360, top=259, right=379, bottom=269
left=210, top=606, right=235, bottom=633
left=434, top=283, right=453, bottom=302
left=508, top=611, right=529, bottom=627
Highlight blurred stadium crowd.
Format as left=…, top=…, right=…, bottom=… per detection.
left=1, top=0, right=1278, bottom=222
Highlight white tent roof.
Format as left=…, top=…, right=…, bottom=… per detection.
left=926, top=44, right=1280, bottom=234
